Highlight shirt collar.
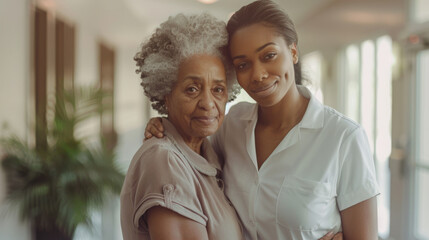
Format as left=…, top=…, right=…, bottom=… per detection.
left=162, top=118, right=220, bottom=176
left=236, top=85, right=324, bottom=129
left=238, top=102, right=258, bottom=121
left=297, top=85, right=324, bottom=129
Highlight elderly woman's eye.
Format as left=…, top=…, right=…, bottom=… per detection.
left=213, top=86, right=225, bottom=93
left=186, top=87, right=198, bottom=93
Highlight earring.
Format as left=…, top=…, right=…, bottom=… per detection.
left=293, top=55, right=299, bottom=64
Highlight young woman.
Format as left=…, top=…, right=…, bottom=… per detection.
left=145, top=1, right=379, bottom=239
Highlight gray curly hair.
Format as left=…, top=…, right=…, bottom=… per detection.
left=134, top=13, right=241, bottom=115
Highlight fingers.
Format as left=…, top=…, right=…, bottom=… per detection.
left=318, top=231, right=334, bottom=240
left=144, top=117, right=164, bottom=140
left=144, top=132, right=153, bottom=141
left=144, top=126, right=153, bottom=141
left=333, top=232, right=343, bottom=240
left=318, top=231, right=343, bottom=240
left=144, top=126, right=162, bottom=139
left=151, top=117, right=164, bottom=135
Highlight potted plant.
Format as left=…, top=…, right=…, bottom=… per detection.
left=1, top=87, right=125, bottom=240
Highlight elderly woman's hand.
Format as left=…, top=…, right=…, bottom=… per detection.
left=319, top=231, right=343, bottom=240
left=144, top=117, right=164, bottom=140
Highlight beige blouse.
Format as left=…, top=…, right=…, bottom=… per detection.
left=120, top=118, right=243, bottom=240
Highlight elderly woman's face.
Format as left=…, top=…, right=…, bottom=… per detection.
left=165, top=54, right=228, bottom=142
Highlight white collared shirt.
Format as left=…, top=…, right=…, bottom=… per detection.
left=211, top=86, right=379, bottom=240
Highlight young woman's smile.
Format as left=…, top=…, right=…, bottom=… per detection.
left=250, top=80, right=279, bottom=98
left=230, top=23, right=298, bottom=108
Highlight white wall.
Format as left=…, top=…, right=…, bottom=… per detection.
left=0, top=1, right=30, bottom=139
left=0, top=2, right=151, bottom=239
left=115, top=45, right=146, bottom=137
left=110, top=44, right=151, bottom=240
left=73, top=25, right=101, bottom=141
left=0, top=0, right=33, bottom=239
left=71, top=14, right=150, bottom=240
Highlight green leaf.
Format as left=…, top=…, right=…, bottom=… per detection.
left=0, top=86, right=125, bottom=236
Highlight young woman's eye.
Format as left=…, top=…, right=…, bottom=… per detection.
left=264, top=52, right=277, bottom=60
left=235, top=62, right=247, bottom=70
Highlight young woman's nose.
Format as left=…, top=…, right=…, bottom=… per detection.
left=252, top=62, right=268, bottom=82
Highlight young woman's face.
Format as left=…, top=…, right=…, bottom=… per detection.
left=165, top=54, right=228, bottom=142
left=229, top=23, right=298, bottom=107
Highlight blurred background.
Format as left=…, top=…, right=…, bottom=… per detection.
left=0, top=0, right=428, bottom=239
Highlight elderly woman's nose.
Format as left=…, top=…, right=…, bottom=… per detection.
left=198, top=88, right=216, bottom=109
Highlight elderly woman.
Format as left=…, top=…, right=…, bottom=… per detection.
left=119, top=13, right=243, bottom=240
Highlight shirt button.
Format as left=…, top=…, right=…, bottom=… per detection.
left=163, top=184, right=174, bottom=193
left=216, top=179, right=224, bottom=189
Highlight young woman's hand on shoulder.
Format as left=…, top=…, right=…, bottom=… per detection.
left=144, top=117, right=164, bottom=140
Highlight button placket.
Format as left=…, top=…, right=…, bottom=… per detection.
left=215, top=169, right=224, bottom=190
left=248, top=175, right=259, bottom=236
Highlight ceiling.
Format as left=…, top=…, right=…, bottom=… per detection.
left=40, top=0, right=407, bottom=55
left=297, top=0, right=406, bottom=54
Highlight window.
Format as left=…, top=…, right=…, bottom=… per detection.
left=34, top=7, right=48, bottom=150
left=412, top=0, right=429, bottom=23
left=360, top=40, right=375, bottom=153
left=344, top=45, right=361, bottom=122
left=99, top=43, right=117, bottom=150
left=339, top=35, right=393, bottom=238
left=55, top=18, right=75, bottom=97
left=302, top=51, right=324, bottom=103
left=375, top=36, right=393, bottom=238
left=414, top=49, right=429, bottom=239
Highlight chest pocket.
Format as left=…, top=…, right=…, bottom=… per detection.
left=276, top=176, right=333, bottom=231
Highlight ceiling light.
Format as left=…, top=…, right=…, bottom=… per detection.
left=197, top=0, right=218, bottom=4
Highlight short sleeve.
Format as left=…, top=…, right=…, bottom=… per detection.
left=129, top=144, right=208, bottom=231
left=336, top=127, right=380, bottom=211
